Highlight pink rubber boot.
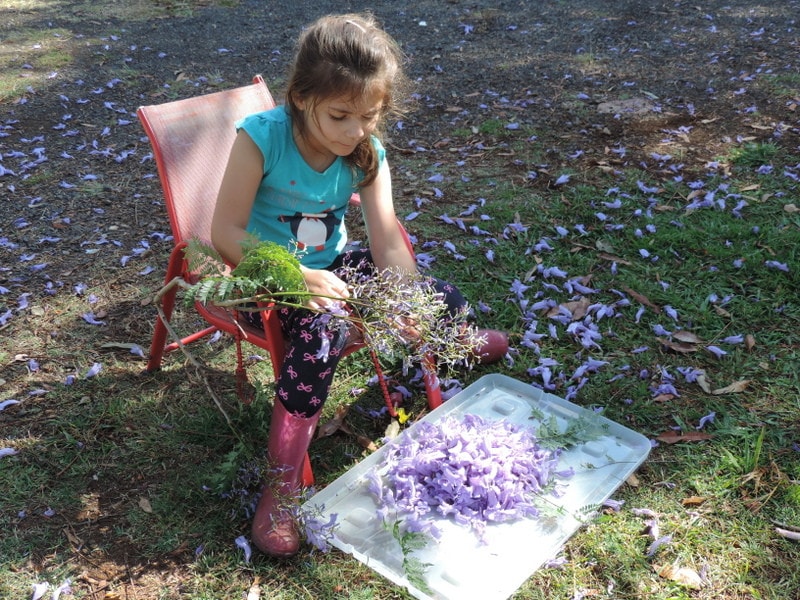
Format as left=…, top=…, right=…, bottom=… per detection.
left=472, top=329, right=509, bottom=364
left=251, top=400, right=320, bottom=557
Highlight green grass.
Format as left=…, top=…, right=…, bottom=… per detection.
left=7, top=147, right=798, bottom=599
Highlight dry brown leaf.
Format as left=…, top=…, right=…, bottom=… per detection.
left=653, top=393, right=676, bottom=403
left=384, top=419, right=401, bottom=440
left=623, top=286, right=661, bottom=313
left=657, top=337, right=698, bottom=354
left=138, top=497, right=153, bottom=513
left=655, top=563, right=704, bottom=588
left=681, top=496, right=707, bottom=506
left=62, top=527, right=83, bottom=547
left=713, top=304, right=732, bottom=318
left=246, top=578, right=261, bottom=600
left=712, top=380, right=752, bottom=395
left=783, top=203, right=799, bottom=214
left=339, top=422, right=379, bottom=452
left=656, top=430, right=713, bottom=444
left=547, top=297, right=591, bottom=321
left=695, top=371, right=712, bottom=394
left=318, top=404, right=349, bottom=438
left=672, top=330, right=704, bottom=344
left=745, top=334, right=756, bottom=351
left=626, top=473, right=640, bottom=487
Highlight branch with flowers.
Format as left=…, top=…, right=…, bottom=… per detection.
left=152, top=237, right=486, bottom=417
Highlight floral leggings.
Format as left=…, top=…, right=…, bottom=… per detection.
left=263, top=248, right=466, bottom=418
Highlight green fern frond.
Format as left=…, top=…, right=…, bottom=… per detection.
left=184, top=238, right=228, bottom=278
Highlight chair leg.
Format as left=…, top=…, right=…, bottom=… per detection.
left=146, top=244, right=187, bottom=372
left=422, top=354, right=443, bottom=410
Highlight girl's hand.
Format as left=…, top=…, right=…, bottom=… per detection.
left=302, top=266, right=350, bottom=311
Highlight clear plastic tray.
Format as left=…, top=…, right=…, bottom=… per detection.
left=303, top=374, right=651, bottom=600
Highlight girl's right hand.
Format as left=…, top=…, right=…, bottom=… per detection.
left=302, top=267, right=350, bottom=311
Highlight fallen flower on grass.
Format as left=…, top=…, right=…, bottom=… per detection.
left=646, top=534, right=673, bottom=557
left=235, top=535, right=252, bottom=563
left=696, top=411, right=716, bottom=429
left=84, top=362, right=102, bottom=379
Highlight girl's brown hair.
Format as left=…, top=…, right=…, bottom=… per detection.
left=285, top=13, right=408, bottom=187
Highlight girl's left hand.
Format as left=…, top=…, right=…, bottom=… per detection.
left=302, top=266, right=349, bottom=311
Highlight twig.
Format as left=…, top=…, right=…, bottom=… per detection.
left=154, top=278, right=235, bottom=430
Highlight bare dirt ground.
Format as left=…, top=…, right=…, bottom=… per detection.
left=2, top=0, right=799, bottom=597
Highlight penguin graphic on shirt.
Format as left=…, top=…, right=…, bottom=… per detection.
left=279, top=210, right=341, bottom=251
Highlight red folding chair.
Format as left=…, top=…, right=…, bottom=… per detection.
left=138, top=76, right=442, bottom=483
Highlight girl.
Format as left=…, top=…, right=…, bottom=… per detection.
left=211, top=13, right=507, bottom=557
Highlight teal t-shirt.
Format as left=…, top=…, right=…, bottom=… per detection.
left=236, top=107, right=385, bottom=269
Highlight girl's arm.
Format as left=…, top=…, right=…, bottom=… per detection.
left=211, top=129, right=349, bottom=309
left=359, top=158, right=417, bottom=274
left=211, top=130, right=264, bottom=266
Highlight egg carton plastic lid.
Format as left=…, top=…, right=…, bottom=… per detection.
left=303, top=373, right=651, bottom=600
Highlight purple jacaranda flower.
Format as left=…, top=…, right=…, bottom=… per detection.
left=0, top=399, right=21, bottom=411
left=84, top=363, right=102, bottom=379
left=303, top=511, right=338, bottom=552
left=646, top=534, right=673, bottom=557
left=663, top=305, right=678, bottom=321
left=509, top=279, right=530, bottom=297
left=602, top=498, right=625, bottom=512
left=82, top=312, right=106, bottom=325
left=554, top=174, right=571, bottom=185
left=697, top=411, right=716, bottom=430
left=764, top=260, right=789, bottom=272
left=544, top=555, right=569, bottom=569
left=235, top=535, right=252, bottom=563
left=1, top=448, right=19, bottom=458
left=51, top=579, right=72, bottom=600
left=721, top=334, right=744, bottom=344
left=706, top=345, right=727, bottom=358
left=652, top=324, right=671, bottom=336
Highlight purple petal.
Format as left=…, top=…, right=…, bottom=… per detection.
left=234, top=535, right=252, bottom=563
left=84, top=362, right=102, bottom=379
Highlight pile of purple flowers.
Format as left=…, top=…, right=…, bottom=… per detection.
left=367, top=414, right=571, bottom=541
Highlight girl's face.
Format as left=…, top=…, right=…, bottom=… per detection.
left=295, top=88, right=384, bottom=163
